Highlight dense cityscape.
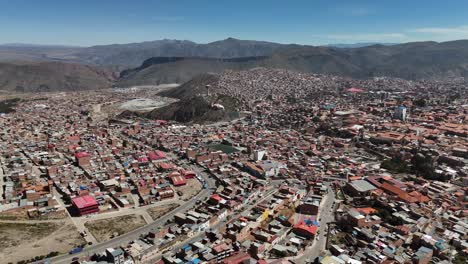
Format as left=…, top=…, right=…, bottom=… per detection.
left=1, top=2, right=468, bottom=264
left=0, top=67, right=467, bottom=264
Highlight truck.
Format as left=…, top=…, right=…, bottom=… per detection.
left=69, top=247, right=83, bottom=254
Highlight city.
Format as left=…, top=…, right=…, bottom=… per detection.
left=1, top=67, right=467, bottom=264
left=0, top=1, right=468, bottom=264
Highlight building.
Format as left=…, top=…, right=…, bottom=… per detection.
left=71, top=195, right=99, bottom=216
left=170, top=175, right=187, bottom=186
left=292, top=220, right=317, bottom=239
left=345, top=179, right=377, bottom=197
left=148, top=150, right=167, bottom=161
left=75, top=152, right=90, bottom=167
left=394, top=106, right=407, bottom=121
left=254, top=150, right=266, bottom=161
left=106, top=247, right=125, bottom=264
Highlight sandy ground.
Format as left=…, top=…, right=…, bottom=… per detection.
left=0, top=208, right=68, bottom=221
left=0, top=220, right=85, bottom=263
left=119, top=97, right=178, bottom=112
left=176, top=179, right=202, bottom=201
left=147, top=203, right=179, bottom=220
left=85, top=214, right=146, bottom=242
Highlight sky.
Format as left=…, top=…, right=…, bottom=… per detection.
left=2, top=0, right=468, bottom=46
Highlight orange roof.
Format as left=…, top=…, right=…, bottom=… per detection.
left=356, top=207, right=377, bottom=215
left=380, top=182, right=417, bottom=203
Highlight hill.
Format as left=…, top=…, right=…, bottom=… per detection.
left=0, top=61, right=115, bottom=92
left=0, top=38, right=284, bottom=68
left=117, top=40, right=468, bottom=83
left=73, top=38, right=284, bottom=67
left=117, top=56, right=268, bottom=87
left=0, top=45, right=82, bottom=62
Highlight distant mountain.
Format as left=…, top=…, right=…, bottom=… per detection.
left=326, top=42, right=398, bottom=48
left=118, top=40, right=468, bottom=84
left=0, top=61, right=115, bottom=92
left=0, top=45, right=82, bottom=62
left=2, top=38, right=468, bottom=93
left=0, top=43, right=81, bottom=48
left=73, top=38, right=286, bottom=67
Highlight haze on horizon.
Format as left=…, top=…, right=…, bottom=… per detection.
left=2, top=0, right=468, bottom=46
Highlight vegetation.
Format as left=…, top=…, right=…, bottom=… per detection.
left=0, top=98, right=21, bottom=113
left=208, top=144, right=239, bottom=154
left=369, top=200, right=404, bottom=226
left=411, top=153, right=449, bottom=181
left=381, top=154, right=410, bottom=173
left=413, top=98, right=427, bottom=107
left=16, top=251, right=59, bottom=264
left=453, top=252, right=467, bottom=264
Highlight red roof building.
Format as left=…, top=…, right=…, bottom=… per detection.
left=75, top=152, right=91, bottom=167
left=149, top=150, right=166, bottom=161
left=347, top=87, right=364, bottom=93
left=292, top=221, right=317, bottom=239
left=170, top=175, right=187, bottom=186
left=223, top=252, right=252, bottom=264
left=180, top=169, right=196, bottom=179
left=74, top=152, right=89, bottom=159
left=209, top=194, right=223, bottom=204
left=72, top=195, right=99, bottom=216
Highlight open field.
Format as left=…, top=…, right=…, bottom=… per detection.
left=0, top=209, right=68, bottom=221
left=0, top=220, right=85, bottom=263
left=119, top=97, right=178, bottom=112
left=85, top=215, right=146, bottom=242
left=176, top=179, right=202, bottom=200
left=147, top=204, right=179, bottom=220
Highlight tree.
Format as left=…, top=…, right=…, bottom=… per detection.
left=381, top=154, right=409, bottom=173
left=414, top=98, right=427, bottom=107
left=411, top=153, right=442, bottom=180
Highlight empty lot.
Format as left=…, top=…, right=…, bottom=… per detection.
left=0, top=220, right=85, bottom=263
left=85, top=214, right=146, bottom=242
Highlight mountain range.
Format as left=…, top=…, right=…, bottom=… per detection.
left=1, top=38, right=468, bottom=92
left=0, top=61, right=115, bottom=92
left=118, top=39, right=468, bottom=85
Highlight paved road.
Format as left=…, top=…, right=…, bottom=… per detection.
left=47, top=162, right=215, bottom=264
left=295, top=185, right=336, bottom=263
left=49, top=188, right=213, bottom=263
left=40, top=132, right=219, bottom=263
left=0, top=158, right=4, bottom=202
left=141, top=188, right=278, bottom=263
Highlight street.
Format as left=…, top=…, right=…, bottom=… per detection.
left=47, top=162, right=215, bottom=264
left=295, top=185, right=336, bottom=263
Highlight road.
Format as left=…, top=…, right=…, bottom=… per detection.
left=47, top=162, right=215, bottom=264
left=294, top=185, right=336, bottom=263
left=0, top=157, right=4, bottom=202
left=141, top=187, right=278, bottom=263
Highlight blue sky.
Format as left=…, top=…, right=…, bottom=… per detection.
left=2, top=0, right=468, bottom=46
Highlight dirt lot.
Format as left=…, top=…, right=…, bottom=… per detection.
left=147, top=204, right=179, bottom=220
left=85, top=214, right=146, bottom=242
left=0, top=209, right=68, bottom=221
left=176, top=179, right=202, bottom=200
left=0, top=220, right=85, bottom=263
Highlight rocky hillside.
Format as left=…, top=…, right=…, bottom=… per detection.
left=117, top=40, right=468, bottom=84
left=0, top=61, right=115, bottom=92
